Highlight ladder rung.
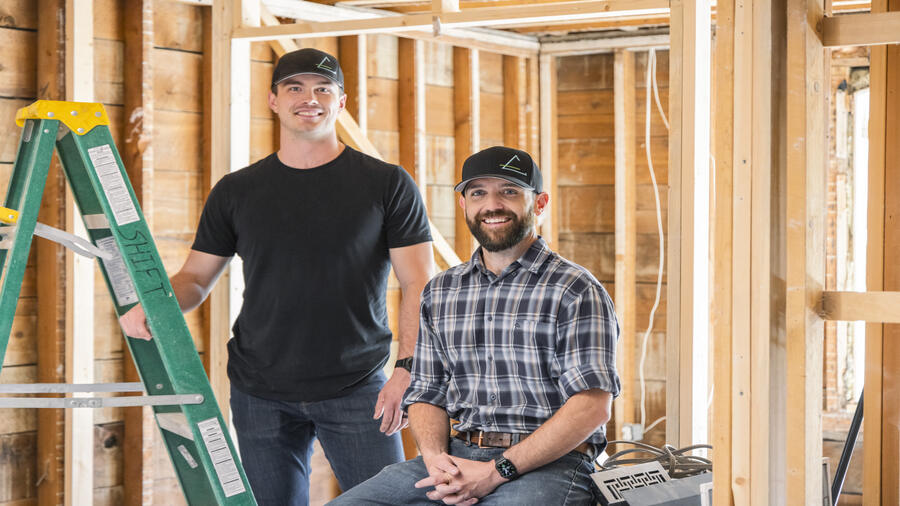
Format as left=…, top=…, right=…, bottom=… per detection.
left=0, top=393, right=204, bottom=409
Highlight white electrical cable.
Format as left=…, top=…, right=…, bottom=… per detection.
left=638, top=48, right=667, bottom=432
left=651, top=49, right=669, bottom=130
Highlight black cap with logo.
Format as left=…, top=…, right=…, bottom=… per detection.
left=271, top=48, right=344, bottom=90
left=454, top=146, right=543, bottom=193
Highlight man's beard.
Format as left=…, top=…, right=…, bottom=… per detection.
left=466, top=205, right=534, bottom=253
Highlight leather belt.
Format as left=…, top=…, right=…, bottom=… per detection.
left=453, top=430, right=594, bottom=457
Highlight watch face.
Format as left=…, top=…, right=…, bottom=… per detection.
left=495, top=457, right=518, bottom=479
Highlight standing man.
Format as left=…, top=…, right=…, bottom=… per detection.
left=330, top=146, right=620, bottom=505
left=119, top=48, right=434, bottom=505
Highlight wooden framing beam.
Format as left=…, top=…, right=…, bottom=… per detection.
left=64, top=1, right=95, bottom=504
left=538, top=54, right=558, bottom=247
left=711, top=0, right=734, bottom=501
left=666, top=0, right=711, bottom=451
left=36, top=1, right=67, bottom=504
left=785, top=0, right=826, bottom=503
left=822, top=11, right=900, bottom=47
left=502, top=55, right=526, bottom=149
left=122, top=1, right=155, bottom=503
left=262, top=0, right=540, bottom=56
left=821, top=291, right=900, bottom=322
left=539, top=33, right=670, bottom=56
left=398, top=38, right=428, bottom=198
left=866, top=0, right=900, bottom=499
left=613, top=48, right=636, bottom=444
left=233, top=1, right=668, bottom=41
left=433, top=0, right=460, bottom=12
left=453, top=47, right=478, bottom=259
left=339, top=35, right=368, bottom=136
left=526, top=57, right=539, bottom=158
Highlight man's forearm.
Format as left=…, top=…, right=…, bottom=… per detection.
left=169, top=271, right=213, bottom=313
left=396, top=278, right=427, bottom=357
left=408, top=402, right=451, bottom=457
left=503, top=389, right=611, bottom=474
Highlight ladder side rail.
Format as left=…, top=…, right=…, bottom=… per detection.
left=0, top=119, right=60, bottom=374
left=54, top=124, right=255, bottom=505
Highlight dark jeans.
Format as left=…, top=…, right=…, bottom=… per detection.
left=327, top=438, right=598, bottom=505
left=230, top=371, right=405, bottom=506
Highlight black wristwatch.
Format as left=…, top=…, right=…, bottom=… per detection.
left=495, top=456, right=519, bottom=481
left=394, top=356, right=413, bottom=372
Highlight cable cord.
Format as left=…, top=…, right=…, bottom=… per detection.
left=603, top=440, right=713, bottom=479
left=638, top=48, right=667, bottom=432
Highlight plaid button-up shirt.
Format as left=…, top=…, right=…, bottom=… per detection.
left=402, top=237, right=620, bottom=445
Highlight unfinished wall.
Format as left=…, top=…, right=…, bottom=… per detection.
left=556, top=50, right=670, bottom=448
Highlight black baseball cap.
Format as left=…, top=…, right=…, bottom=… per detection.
left=454, top=146, right=543, bottom=193
left=271, top=48, right=344, bottom=90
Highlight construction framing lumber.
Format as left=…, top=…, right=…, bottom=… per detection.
left=711, top=0, right=734, bottom=501
left=208, top=0, right=244, bottom=419
left=453, top=47, right=478, bottom=259
left=503, top=55, right=526, bottom=149
left=822, top=11, right=900, bottom=47
left=613, top=48, right=636, bottom=443
left=865, top=0, right=900, bottom=499
left=785, top=0, right=826, bottom=503
left=36, top=1, right=67, bottom=504
left=233, top=1, right=668, bottom=41
left=666, top=0, right=711, bottom=451
left=398, top=38, right=428, bottom=199
left=538, top=54, right=558, bottom=247
left=122, top=1, right=156, bottom=503
left=539, top=33, right=670, bottom=56
left=261, top=0, right=540, bottom=56
left=64, top=1, right=95, bottom=504
left=339, top=36, right=368, bottom=136
left=821, top=291, right=900, bottom=322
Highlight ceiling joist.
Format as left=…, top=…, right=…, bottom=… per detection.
left=234, top=0, right=669, bottom=41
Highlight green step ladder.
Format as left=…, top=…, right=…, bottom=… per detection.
left=0, top=100, right=256, bottom=505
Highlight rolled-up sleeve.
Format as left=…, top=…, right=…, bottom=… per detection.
left=554, top=283, right=621, bottom=400
left=402, top=287, right=450, bottom=411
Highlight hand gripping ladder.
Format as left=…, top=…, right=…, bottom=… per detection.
left=0, top=100, right=256, bottom=505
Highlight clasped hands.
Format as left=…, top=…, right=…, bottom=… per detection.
left=415, top=452, right=507, bottom=505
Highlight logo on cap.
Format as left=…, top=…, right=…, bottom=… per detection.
left=316, top=57, right=337, bottom=75
left=499, top=155, right=528, bottom=177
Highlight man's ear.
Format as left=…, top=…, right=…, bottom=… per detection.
left=458, top=193, right=466, bottom=211
left=268, top=90, right=278, bottom=113
left=339, top=93, right=348, bottom=110
left=533, top=192, right=550, bottom=215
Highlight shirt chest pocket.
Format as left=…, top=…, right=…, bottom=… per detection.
left=498, top=315, right=556, bottom=353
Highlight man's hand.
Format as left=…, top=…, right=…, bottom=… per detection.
left=415, top=455, right=505, bottom=505
left=119, top=304, right=153, bottom=340
left=373, top=368, right=411, bottom=435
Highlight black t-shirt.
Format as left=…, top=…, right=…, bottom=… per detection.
left=192, top=147, right=432, bottom=401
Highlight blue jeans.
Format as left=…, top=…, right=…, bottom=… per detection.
left=230, top=371, right=405, bottom=506
left=326, top=438, right=598, bottom=505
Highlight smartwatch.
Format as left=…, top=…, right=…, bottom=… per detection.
left=494, top=456, right=520, bottom=481
left=395, top=356, right=413, bottom=372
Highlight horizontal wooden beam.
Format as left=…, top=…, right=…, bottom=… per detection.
left=262, top=0, right=539, bottom=56
left=540, top=33, right=669, bottom=56
left=821, top=291, right=900, bottom=323
left=823, top=11, right=900, bottom=47
left=235, top=0, right=667, bottom=41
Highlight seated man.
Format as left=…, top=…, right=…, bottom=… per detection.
left=329, top=146, right=620, bottom=506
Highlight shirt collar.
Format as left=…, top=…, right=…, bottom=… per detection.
left=461, top=236, right=552, bottom=277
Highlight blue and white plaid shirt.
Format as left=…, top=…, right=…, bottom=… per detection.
left=402, top=237, right=620, bottom=445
